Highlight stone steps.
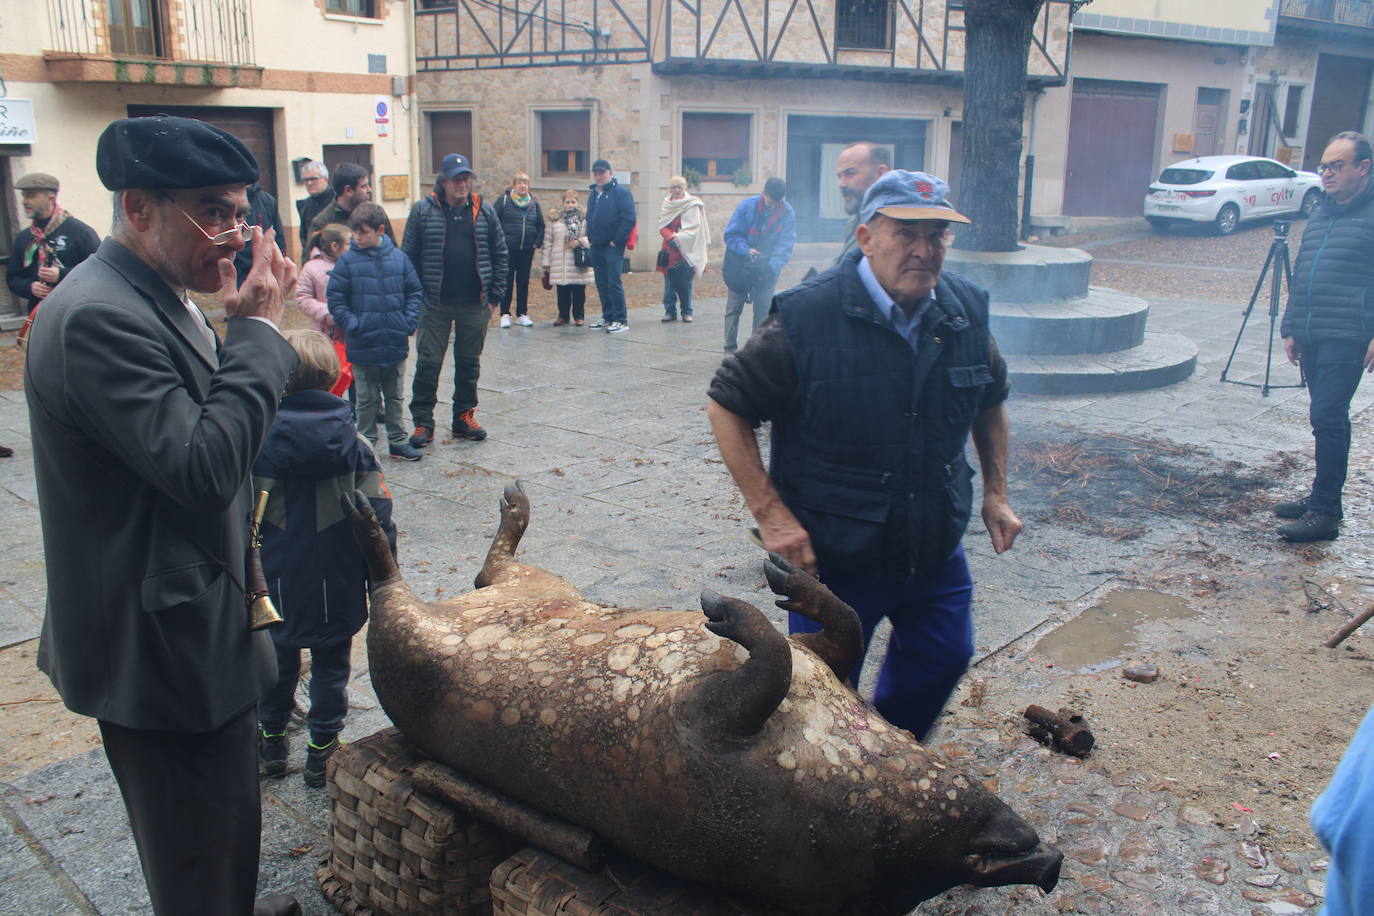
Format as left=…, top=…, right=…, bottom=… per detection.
left=991, top=287, right=1150, bottom=356
left=1005, top=331, right=1199, bottom=396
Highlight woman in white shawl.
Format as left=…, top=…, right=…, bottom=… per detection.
left=656, top=176, right=711, bottom=322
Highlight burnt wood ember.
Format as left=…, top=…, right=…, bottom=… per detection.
left=343, top=482, right=1062, bottom=915
left=1025, top=705, right=1096, bottom=758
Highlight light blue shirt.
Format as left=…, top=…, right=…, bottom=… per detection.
left=858, top=255, right=930, bottom=353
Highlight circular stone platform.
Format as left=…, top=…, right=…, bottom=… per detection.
left=1005, top=332, right=1199, bottom=396
left=944, top=244, right=1092, bottom=302
left=990, top=287, right=1150, bottom=356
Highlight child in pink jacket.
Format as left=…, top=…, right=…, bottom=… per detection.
left=296, top=223, right=351, bottom=337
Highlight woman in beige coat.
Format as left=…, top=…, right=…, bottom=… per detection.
left=542, top=188, right=594, bottom=326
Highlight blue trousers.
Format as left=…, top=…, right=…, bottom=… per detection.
left=1302, top=340, right=1367, bottom=517
left=590, top=243, right=628, bottom=324
left=258, top=639, right=353, bottom=744
left=790, top=545, right=974, bottom=741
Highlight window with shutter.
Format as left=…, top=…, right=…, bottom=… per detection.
left=540, top=111, right=591, bottom=177
left=427, top=111, right=474, bottom=176
left=681, top=113, right=751, bottom=182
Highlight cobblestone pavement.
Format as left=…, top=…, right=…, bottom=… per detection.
left=0, top=219, right=1365, bottom=914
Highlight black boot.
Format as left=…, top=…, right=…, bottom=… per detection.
left=1274, top=497, right=1308, bottom=519
left=260, top=730, right=287, bottom=779
left=253, top=893, right=301, bottom=916
left=304, top=735, right=341, bottom=787
left=1278, top=510, right=1339, bottom=542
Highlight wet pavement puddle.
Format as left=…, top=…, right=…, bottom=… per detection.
left=1033, top=588, right=1195, bottom=673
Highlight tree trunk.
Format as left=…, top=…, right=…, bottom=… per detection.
left=955, top=0, right=1044, bottom=252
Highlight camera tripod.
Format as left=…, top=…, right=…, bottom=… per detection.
left=1220, top=219, right=1306, bottom=396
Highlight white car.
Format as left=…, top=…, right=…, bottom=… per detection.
left=1144, top=155, right=1322, bottom=236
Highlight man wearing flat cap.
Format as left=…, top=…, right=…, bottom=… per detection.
left=24, top=116, right=302, bottom=916
left=708, top=169, right=1021, bottom=742
left=6, top=172, right=100, bottom=316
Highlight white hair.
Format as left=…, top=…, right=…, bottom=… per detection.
left=303, top=160, right=329, bottom=180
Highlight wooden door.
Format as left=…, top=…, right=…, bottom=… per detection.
left=322, top=144, right=375, bottom=180
left=1193, top=88, right=1225, bottom=157
left=1063, top=79, right=1162, bottom=217
left=1303, top=55, right=1373, bottom=171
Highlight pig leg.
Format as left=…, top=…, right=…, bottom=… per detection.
left=475, top=481, right=532, bottom=588
left=683, top=591, right=793, bottom=742
left=765, top=553, right=864, bottom=684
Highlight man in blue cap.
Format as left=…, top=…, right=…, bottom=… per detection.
left=708, top=169, right=1021, bottom=741
left=404, top=152, right=508, bottom=445
left=586, top=158, right=637, bottom=333
left=25, top=115, right=302, bottom=916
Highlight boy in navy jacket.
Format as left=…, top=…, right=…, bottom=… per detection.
left=253, top=330, right=398, bottom=786
left=328, top=203, right=425, bottom=460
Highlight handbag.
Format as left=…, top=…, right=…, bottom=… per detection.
left=541, top=267, right=553, bottom=291
left=722, top=248, right=760, bottom=295
left=329, top=338, right=354, bottom=397
left=573, top=245, right=592, bottom=268
left=656, top=249, right=671, bottom=269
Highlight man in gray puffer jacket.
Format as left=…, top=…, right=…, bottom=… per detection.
left=1277, top=131, right=1374, bottom=542
left=403, top=153, right=509, bottom=445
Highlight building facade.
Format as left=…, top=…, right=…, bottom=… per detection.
left=413, top=0, right=1072, bottom=265
left=1, top=0, right=417, bottom=317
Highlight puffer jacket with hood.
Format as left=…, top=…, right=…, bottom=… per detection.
left=252, top=388, right=397, bottom=649
left=326, top=234, right=423, bottom=366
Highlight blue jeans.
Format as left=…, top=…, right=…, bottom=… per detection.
left=1302, top=340, right=1366, bottom=516
left=662, top=261, right=694, bottom=317
left=258, top=639, right=353, bottom=744
left=723, top=270, right=777, bottom=351
left=789, top=545, right=974, bottom=741
left=591, top=242, right=628, bottom=323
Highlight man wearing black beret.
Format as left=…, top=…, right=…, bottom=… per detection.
left=24, top=115, right=302, bottom=916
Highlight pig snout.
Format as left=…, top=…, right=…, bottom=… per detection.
left=961, top=805, right=1063, bottom=893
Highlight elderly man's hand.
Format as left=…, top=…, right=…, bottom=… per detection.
left=219, top=226, right=297, bottom=325
left=1284, top=336, right=1301, bottom=366
left=758, top=507, right=818, bottom=577
left=982, top=495, right=1023, bottom=554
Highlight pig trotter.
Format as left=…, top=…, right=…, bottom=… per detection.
left=341, top=491, right=401, bottom=586
left=476, top=481, right=532, bottom=589
left=687, top=591, right=793, bottom=741
left=765, top=553, right=864, bottom=683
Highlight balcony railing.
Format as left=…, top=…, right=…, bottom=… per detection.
left=1279, top=0, right=1374, bottom=30
left=45, top=0, right=256, bottom=65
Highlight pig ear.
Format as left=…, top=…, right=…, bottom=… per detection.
left=764, top=554, right=863, bottom=683
left=688, top=591, right=792, bottom=741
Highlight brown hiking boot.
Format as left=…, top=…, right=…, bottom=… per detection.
left=453, top=409, right=487, bottom=441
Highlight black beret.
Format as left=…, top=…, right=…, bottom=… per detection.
left=96, top=116, right=259, bottom=191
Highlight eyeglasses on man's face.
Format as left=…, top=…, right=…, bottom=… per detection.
left=161, top=193, right=252, bottom=245
left=1317, top=160, right=1348, bottom=175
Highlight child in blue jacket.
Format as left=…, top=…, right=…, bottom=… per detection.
left=328, top=202, right=425, bottom=461
left=254, top=330, right=398, bottom=786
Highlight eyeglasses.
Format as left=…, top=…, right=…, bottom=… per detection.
left=1317, top=161, right=1348, bottom=174
left=164, top=197, right=252, bottom=245
left=304, top=175, right=327, bottom=184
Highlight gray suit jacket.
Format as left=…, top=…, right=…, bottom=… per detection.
left=25, top=238, right=298, bottom=732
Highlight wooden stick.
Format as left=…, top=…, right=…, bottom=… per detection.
left=1324, top=603, right=1374, bottom=649
left=1024, top=705, right=1095, bottom=757
left=411, top=760, right=606, bottom=871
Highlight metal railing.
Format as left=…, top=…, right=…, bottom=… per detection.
left=1279, top=0, right=1374, bottom=29
left=45, top=0, right=257, bottom=64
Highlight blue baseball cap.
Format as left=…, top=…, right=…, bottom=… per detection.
left=591, top=159, right=612, bottom=172
left=440, top=153, right=475, bottom=179
left=859, top=169, right=970, bottom=225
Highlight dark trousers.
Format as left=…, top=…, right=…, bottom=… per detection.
left=789, top=545, right=974, bottom=741
left=590, top=243, right=627, bottom=323
left=258, top=639, right=353, bottom=743
left=556, top=284, right=586, bottom=321
left=500, top=248, right=536, bottom=316
left=662, top=262, right=695, bottom=318
left=1302, top=340, right=1367, bottom=516
left=412, top=303, right=490, bottom=426
left=100, top=706, right=261, bottom=916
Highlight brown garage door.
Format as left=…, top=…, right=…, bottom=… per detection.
left=1303, top=55, right=1373, bottom=171
left=126, top=105, right=277, bottom=195
left=1063, top=79, right=1162, bottom=217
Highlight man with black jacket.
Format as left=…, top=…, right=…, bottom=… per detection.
left=233, top=182, right=285, bottom=286
left=708, top=170, right=1021, bottom=741
left=1277, top=131, right=1374, bottom=542
left=7, top=172, right=100, bottom=315
left=404, top=153, right=508, bottom=445
left=294, top=160, right=335, bottom=252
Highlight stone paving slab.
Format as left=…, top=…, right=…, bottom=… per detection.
left=0, top=289, right=1366, bottom=913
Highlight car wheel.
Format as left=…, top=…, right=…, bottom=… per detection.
left=1298, top=188, right=1320, bottom=219
left=1147, top=217, right=1172, bottom=233
left=1213, top=204, right=1239, bottom=236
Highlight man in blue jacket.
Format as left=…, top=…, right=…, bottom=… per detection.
left=722, top=176, right=796, bottom=352
left=1277, top=130, right=1374, bottom=542
left=586, top=158, right=637, bottom=333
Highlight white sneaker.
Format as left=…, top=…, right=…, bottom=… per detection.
left=500, top=314, right=511, bottom=328
left=588, top=318, right=609, bottom=329
left=517, top=315, right=534, bottom=327
left=607, top=322, right=629, bottom=334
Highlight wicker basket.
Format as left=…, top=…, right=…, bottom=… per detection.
left=490, top=847, right=784, bottom=916
left=318, top=727, right=522, bottom=915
